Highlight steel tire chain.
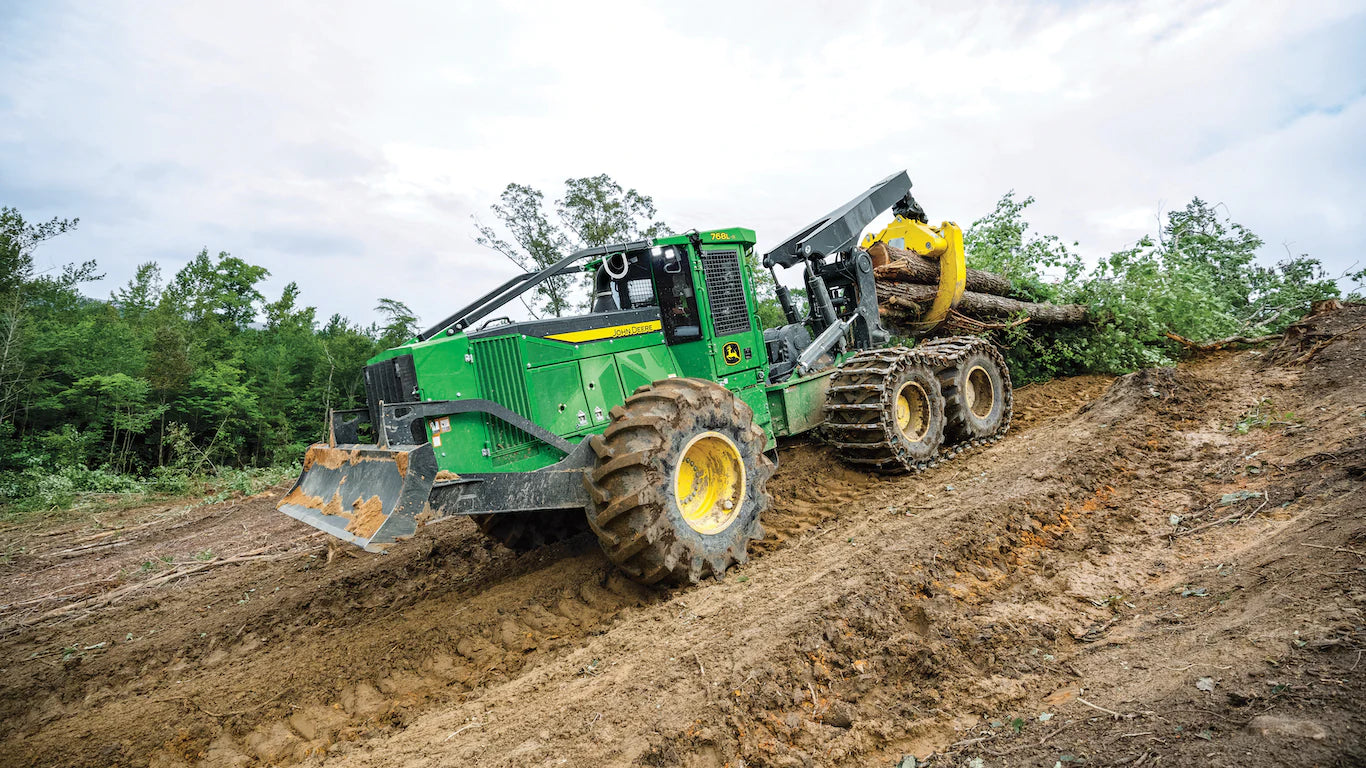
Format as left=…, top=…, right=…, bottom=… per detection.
left=823, top=336, right=1013, bottom=474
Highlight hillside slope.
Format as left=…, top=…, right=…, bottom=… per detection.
left=2, top=307, right=1363, bottom=768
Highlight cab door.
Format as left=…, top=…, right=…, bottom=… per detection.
left=651, top=241, right=713, bottom=380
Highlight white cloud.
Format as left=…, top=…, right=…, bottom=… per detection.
left=2, top=0, right=1363, bottom=328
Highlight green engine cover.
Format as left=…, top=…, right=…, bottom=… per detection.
left=368, top=228, right=779, bottom=476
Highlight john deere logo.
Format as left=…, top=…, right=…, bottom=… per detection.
left=722, top=342, right=742, bottom=365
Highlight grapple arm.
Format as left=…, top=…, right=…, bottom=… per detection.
left=860, top=217, right=966, bottom=334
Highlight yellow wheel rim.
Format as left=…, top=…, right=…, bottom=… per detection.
left=674, top=431, right=746, bottom=535
left=894, top=381, right=930, bottom=442
left=965, top=365, right=995, bottom=419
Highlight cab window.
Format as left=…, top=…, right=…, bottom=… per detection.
left=651, top=245, right=701, bottom=344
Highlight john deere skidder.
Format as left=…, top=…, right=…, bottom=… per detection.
left=279, top=172, right=1012, bottom=584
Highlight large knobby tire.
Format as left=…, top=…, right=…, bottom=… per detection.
left=825, top=348, right=948, bottom=473
left=471, top=509, right=590, bottom=552
left=939, top=346, right=1010, bottom=442
left=584, top=378, right=773, bottom=585
left=888, top=364, right=948, bottom=462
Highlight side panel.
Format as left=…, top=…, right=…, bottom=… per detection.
left=403, top=335, right=493, bottom=472
left=617, top=344, right=678, bottom=393
left=736, top=383, right=776, bottom=451
left=765, top=369, right=836, bottom=438
left=581, top=354, right=626, bottom=420
left=526, top=361, right=593, bottom=434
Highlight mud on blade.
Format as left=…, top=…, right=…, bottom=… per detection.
left=278, top=443, right=438, bottom=552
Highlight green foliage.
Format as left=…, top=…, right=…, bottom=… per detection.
left=373, top=298, right=416, bottom=345
left=0, top=206, right=390, bottom=518
left=1233, top=398, right=1297, bottom=433
left=964, top=194, right=1341, bottom=383
left=963, top=192, right=1083, bottom=302
left=0, top=206, right=79, bottom=295
left=557, top=175, right=668, bottom=247
left=474, top=175, right=670, bottom=317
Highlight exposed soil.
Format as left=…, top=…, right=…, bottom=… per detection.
left=2, top=306, right=1363, bottom=768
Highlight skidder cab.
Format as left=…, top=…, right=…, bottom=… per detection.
left=280, top=172, right=1014, bottom=585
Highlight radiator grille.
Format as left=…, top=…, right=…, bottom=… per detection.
left=699, top=248, right=752, bottom=337
left=471, top=335, right=535, bottom=455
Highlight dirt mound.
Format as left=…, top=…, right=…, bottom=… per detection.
left=1264, top=300, right=1366, bottom=370
left=2, top=307, right=1364, bottom=767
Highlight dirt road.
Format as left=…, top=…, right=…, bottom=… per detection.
left=2, top=307, right=1363, bottom=768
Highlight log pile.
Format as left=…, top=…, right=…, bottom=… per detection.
left=869, top=242, right=1090, bottom=334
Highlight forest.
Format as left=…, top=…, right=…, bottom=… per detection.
left=0, top=176, right=1354, bottom=516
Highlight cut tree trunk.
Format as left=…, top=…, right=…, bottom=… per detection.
left=868, top=242, right=1015, bottom=297
left=877, top=282, right=1089, bottom=325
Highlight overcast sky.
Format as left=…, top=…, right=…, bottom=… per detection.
left=3, top=0, right=1363, bottom=328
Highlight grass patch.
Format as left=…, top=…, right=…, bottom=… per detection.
left=0, top=464, right=297, bottom=526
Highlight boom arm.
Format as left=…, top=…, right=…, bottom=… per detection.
left=762, top=171, right=911, bottom=268
left=761, top=173, right=917, bottom=375
left=759, top=171, right=971, bottom=376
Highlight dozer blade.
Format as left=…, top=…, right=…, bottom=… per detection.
left=277, top=443, right=438, bottom=552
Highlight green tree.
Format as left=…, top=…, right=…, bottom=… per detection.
left=161, top=249, right=269, bottom=332
left=245, top=282, right=323, bottom=463
left=557, top=174, right=668, bottom=247
left=62, top=374, right=163, bottom=472
left=375, top=298, right=419, bottom=349
left=0, top=207, right=79, bottom=295
left=111, top=262, right=162, bottom=327
left=0, top=209, right=82, bottom=425
left=474, top=175, right=670, bottom=317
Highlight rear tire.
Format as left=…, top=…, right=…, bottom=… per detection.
left=939, top=345, right=1010, bottom=442
left=584, top=378, right=773, bottom=585
left=824, top=347, right=947, bottom=473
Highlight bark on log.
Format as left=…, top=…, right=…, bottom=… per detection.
left=876, top=282, right=1089, bottom=325
left=869, top=242, right=1016, bottom=297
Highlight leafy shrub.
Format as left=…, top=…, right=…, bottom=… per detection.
left=28, top=470, right=76, bottom=512
left=150, top=465, right=190, bottom=494
left=966, top=195, right=1340, bottom=383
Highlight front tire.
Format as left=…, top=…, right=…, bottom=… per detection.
left=584, top=378, right=773, bottom=585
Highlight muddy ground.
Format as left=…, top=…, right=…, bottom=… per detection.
left=2, top=307, right=1363, bottom=768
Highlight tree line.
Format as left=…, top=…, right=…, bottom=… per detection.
left=0, top=208, right=423, bottom=511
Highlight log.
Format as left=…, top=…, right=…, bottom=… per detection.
left=869, top=242, right=1016, bottom=297
left=1164, top=331, right=1281, bottom=352
left=876, top=282, right=1089, bottom=325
